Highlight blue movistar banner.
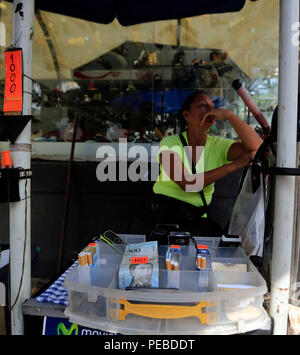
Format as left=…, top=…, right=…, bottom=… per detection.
left=42, top=317, right=118, bottom=335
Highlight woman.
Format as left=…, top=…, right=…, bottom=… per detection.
left=152, top=91, right=263, bottom=236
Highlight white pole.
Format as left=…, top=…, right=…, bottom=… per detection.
left=270, top=0, right=299, bottom=335
left=9, top=0, right=34, bottom=335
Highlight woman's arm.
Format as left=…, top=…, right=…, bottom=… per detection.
left=225, top=110, right=263, bottom=151
left=160, top=150, right=253, bottom=192
left=206, top=109, right=263, bottom=161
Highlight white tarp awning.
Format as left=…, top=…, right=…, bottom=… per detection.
left=0, top=0, right=279, bottom=82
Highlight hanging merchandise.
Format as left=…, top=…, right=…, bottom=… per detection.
left=228, top=167, right=266, bottom=257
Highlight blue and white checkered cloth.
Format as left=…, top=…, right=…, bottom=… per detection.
left=36, top=261, right=78, bottom=306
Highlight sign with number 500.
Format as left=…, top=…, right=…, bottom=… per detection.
left=3, top=48, right=23, bottom=113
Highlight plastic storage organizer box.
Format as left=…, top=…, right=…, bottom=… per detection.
left=64, top=235, right=269, bottom=335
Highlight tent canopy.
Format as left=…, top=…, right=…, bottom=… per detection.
left=20, top=0, right=246, bottom=26
left=1, top=1, right=278, bottom=82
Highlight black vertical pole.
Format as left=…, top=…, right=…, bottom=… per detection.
left=57, top=114, right=79, bottom=273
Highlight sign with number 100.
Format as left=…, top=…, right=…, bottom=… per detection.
left=3, top=48, right=23, bottom=113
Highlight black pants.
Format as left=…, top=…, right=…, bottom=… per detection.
left=144, top=194, right=223, bottom=237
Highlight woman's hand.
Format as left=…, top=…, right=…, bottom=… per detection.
left=203, top=108, right=229, bottom=124
left=211, top=108, right=230, bottom=121
left=231, top=150, right=256, bottom=170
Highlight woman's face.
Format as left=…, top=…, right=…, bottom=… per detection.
left=183, top=94, right=215, bottom=130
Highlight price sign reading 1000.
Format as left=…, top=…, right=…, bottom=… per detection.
left=3, top=48, right=23, bottom=113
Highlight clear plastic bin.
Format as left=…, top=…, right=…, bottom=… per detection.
left=64, top=235, right=268, bottom=335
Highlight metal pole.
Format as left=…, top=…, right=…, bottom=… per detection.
left=270, top=0, right=299, bottom=335
left=57, top=114, right=79, bottom=274
left=9, top=0, right=34, bottom=335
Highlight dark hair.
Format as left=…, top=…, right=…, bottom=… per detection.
left=179, top=90, right=210, bottom=131
left=180, top=90, right=210, bottom=119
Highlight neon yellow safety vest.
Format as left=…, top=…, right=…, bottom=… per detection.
left=153, top=131, right=235, bottom=208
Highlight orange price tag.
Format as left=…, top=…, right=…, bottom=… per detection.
left=197, top=245, right=208, bottom=249
left=130, top=257, right=149, bottom=264
left=3, top=48, right=23, bottom=113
